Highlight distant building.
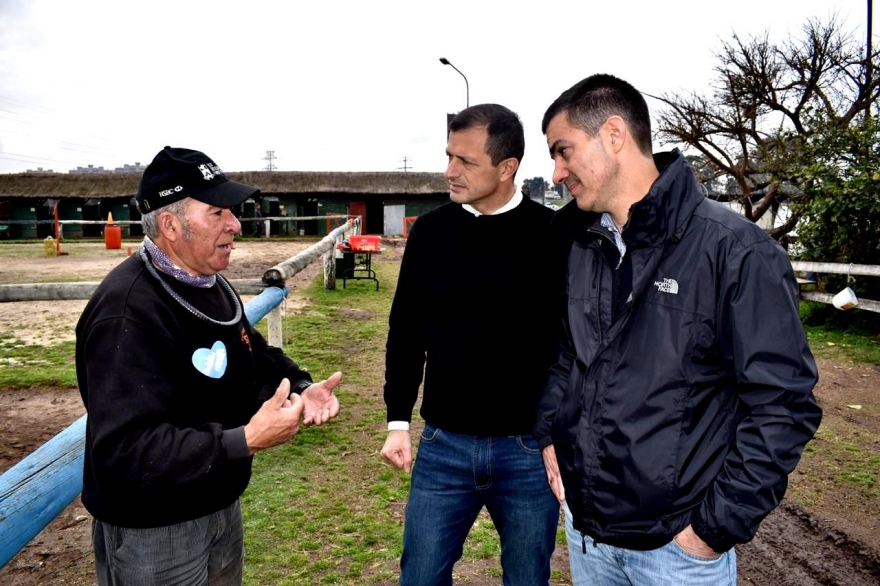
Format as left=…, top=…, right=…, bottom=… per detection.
left=0, top=170, right=450, bottom=239
left=113, top=162, right=145, bottom=174
left=70, top=164, right=109, bottom=175
left=67, top=162, right=144, bottom=174
left=25, top=167, right=55, bottom=174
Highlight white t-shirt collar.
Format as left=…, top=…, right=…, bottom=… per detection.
left=462, top=187, right=522, bottom=216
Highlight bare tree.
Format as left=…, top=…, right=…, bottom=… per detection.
left=649, top=16, right=879, bottom=240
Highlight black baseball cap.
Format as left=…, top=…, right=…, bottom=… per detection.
left=135, top=146, right=259, bottom=214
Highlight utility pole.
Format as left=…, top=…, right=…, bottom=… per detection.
left=396, top=157, right=413, bottom=172
left=263, top=150, right=277, bottom=172
left=868, top=0, right=873, bottom=112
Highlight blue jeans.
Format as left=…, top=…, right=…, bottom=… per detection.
left=92, top=500, right=244, bottom=586
left=400, top=423, right=559, bottom=586
left=564, top=504, right=736, bottom=585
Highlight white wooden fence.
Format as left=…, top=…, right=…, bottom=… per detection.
left=791, top=261, right=880, bottom=314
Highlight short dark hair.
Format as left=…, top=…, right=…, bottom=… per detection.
left=541, top=74, right=653, bottom=156
left=448, top=104, right=525, bottom=167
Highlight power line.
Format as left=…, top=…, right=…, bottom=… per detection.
left=61, top=141, right=113, bottom=154
left=0, top=152, right=82, bottom=165
left=0, top=96, right=54, bottom=114
left=0, top=114, right=30, bottom=124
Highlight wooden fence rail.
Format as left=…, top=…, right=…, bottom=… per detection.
left=0, top=279, right=267, bottom=302
left=0, top=220, right=358, bottom=341
left=790, top=261, right=880, bottom=314
left=790, top=261, right=880, bottom=278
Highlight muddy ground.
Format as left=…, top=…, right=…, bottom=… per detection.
left=0, top=240, right=878, bottom=585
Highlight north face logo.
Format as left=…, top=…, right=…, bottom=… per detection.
left=654, top=278, right=679, bottom=294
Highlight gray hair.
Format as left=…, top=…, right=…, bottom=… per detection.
left=140, top=199, right=191, bottom=239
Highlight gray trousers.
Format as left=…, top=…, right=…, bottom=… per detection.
left=92, top=500, right=244, bottom=586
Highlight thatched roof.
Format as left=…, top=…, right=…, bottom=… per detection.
left=0, top=171, right=448, bottom=198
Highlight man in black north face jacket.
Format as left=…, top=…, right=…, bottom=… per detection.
left=535, top=74, right=821, bottom=586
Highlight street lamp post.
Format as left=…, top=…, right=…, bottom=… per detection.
left=439, top=57, right=469, bottom=108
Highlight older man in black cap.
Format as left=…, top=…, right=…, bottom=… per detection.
left=76, top=146, right=342, bottom=586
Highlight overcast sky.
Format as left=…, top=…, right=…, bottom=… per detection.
left=0, top=0, right=875, bottom=184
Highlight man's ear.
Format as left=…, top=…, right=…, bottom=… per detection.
left=602, top=116, right=627, bottom=155
left=499, top=157, right=520, bottom=183
left=157, top=210, right=182, bottom=243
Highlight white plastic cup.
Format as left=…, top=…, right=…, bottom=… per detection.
left=831, top=287, right=859, bottom=311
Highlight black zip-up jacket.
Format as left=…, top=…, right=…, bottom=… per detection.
left=534, top=151, right=821, bottom=553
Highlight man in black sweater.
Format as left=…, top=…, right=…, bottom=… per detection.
left=382, top=105, right=564, bottom=585
left=76, top=146, right=342, bottom=586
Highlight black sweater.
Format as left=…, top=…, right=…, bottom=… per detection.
left=75, top=253, right=312, bottom=528
left=384, top=197, right=565, bottom=436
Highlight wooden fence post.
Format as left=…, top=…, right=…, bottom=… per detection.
left=324, top=247, right=337, bottom=290
left=267, top=304, right=283, bottom=347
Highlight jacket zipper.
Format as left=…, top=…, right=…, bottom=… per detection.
left=578, top=223, right=620, bottom=524
left=585, top=224, right=616, bottom=346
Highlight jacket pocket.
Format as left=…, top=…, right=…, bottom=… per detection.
left=589, top=385, right=687, bottom=532
left=515, top=434, right=542, bottom=455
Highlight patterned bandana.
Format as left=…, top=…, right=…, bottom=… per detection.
left=142, top=236, right=217, bottom=288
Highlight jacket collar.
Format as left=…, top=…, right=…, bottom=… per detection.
left=623, top=150, right=704, bottom=248
left=553, top=149, right=705, bottom=248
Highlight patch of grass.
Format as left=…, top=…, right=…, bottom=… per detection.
left=0, top=338, right=77, bottom=388
left=464, top=515, right=502, bottom=560
left=0, top=243, right=58, bottom=258
left=789, top=420, right=880, bottom=508
left=242, top=257, right=414, bottom=584
left=800, top=301, right=880, bottom=365
left=837, top=449, right=879, bottom=490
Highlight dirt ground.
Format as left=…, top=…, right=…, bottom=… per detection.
left=0, top=240, right=878, bottom=585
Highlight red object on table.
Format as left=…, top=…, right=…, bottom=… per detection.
left=349, top=235, right=380, bottom=252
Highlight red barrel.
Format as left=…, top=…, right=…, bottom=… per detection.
left=104, top=225, right=122, bottom=249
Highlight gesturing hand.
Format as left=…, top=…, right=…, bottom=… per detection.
left=244, top=378, right=304, bottom=455
left=300, top=371, right=342, bottom=426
